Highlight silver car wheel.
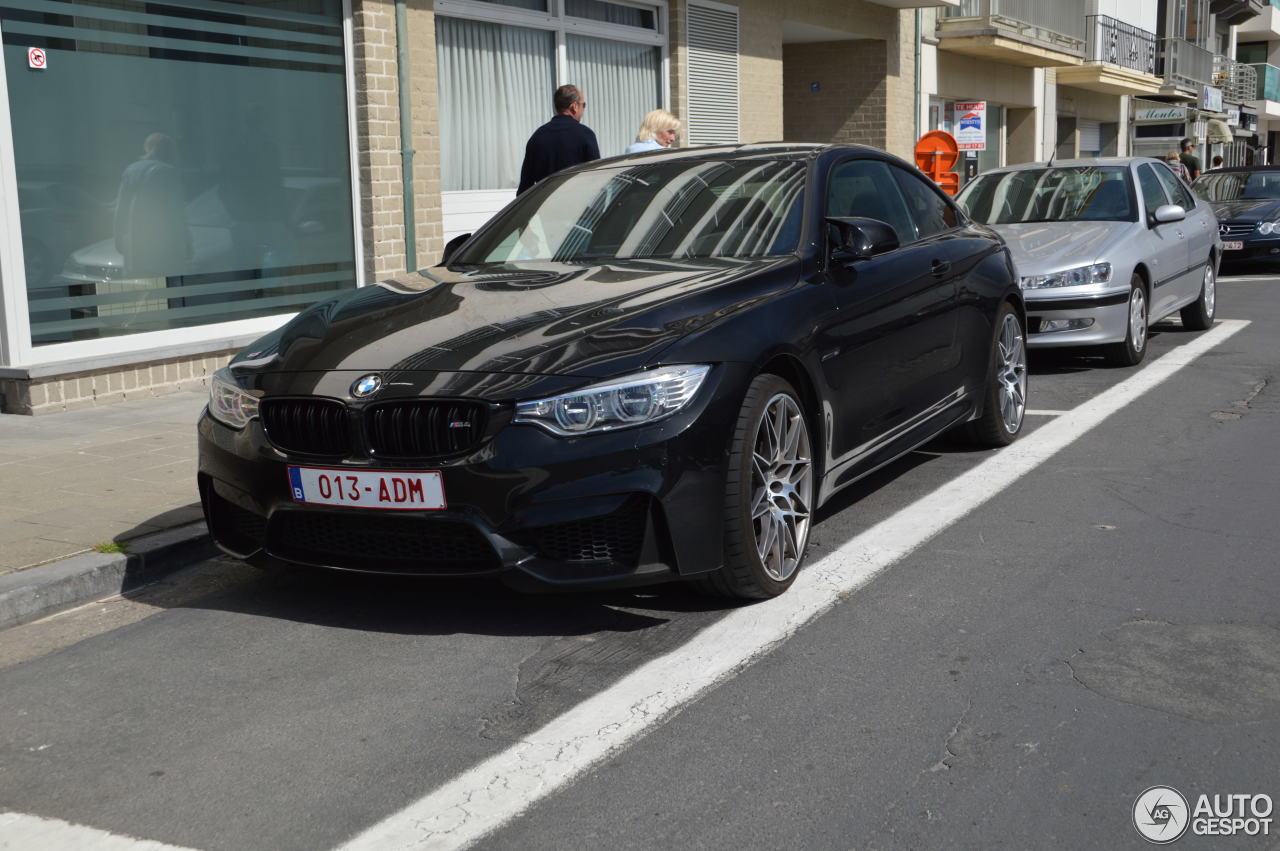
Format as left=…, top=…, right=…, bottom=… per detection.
left=1203, top=265, right=1216, bottom=318
left=996, top=312, right=1027, bottom=435
left=1129, top=286, right=1148, bottom=353
left=751, top=393, right=812, bottom=583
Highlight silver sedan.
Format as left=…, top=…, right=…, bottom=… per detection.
left=956, top=157, right=1219, bottom=365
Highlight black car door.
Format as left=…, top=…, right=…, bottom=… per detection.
left=816, top=157, right=962, bottom=484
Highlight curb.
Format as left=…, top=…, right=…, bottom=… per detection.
left=0, top=522, right=217, bottom=631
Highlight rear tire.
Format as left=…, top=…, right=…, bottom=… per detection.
left=963, top=303, right=1027, bottom=448
left=1179, top=262, right=1216, bottom=331
left=1105, top=276, right=1149, bottom=367
left=698, top=374, right=813, bottom=601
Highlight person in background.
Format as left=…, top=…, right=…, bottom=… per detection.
left=1210, top=155, right=1224, bottom=170
left=517, top=84, right=599, bottom=195
left=1163, top=152, right=1191, bottom=183
left=1179, top=138, right=1202, bottom=181
left=626, top=109, right=681, bottom=154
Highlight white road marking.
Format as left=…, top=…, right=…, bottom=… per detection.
left=1025, top=409, right=1070, bottom=416
left=337, top=318, right=1250, bottom=851
left=0, top=812, right=197, bottom=850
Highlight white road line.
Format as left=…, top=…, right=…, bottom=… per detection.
left=1025, top=409, right=1071, bottom=416
left=0, top=812, right=197, bottom=850
left=337, top=318, right=1251, bottom=851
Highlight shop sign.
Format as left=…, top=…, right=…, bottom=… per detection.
left=1227, top=105, right=1241, bottom=127
left=1202, top=86, right=1223, bottom=112
left=953, top=101, right=986, bottom=151
left=1134, top=105, right=1186, bottom=122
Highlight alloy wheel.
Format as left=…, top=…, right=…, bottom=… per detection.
left=1203, top=265, right=1216, bottom=318
left=996, top=312, right=1027, bottom=435
left=750, top=393, right=813, bottom=582
left=1129, top=287, right=1148, bottom=353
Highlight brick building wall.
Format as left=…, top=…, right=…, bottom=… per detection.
left=351, top=0, right=443, bottom=283
left=782, top=41, right=889, bottom=147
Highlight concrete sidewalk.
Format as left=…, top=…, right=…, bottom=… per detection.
left=0, top=389, right=217, bottom=627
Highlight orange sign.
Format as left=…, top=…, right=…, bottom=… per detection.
left=914, top=130, right=961, bottom=196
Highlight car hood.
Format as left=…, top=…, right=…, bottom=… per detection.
left=1207, top=198, right=1280, bottom=221
left=984, top=221, right=1128, bottom=275
left=231, top=257, right=798, bottom=382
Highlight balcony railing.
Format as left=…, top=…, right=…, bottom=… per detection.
left=1250, top=62, right=1280, bottom=100
left=1214, top=54, right=1259, bottom=102
left=1158, top=38, right=1214, bottom=90
left=1085, top=15, right=1156, bottom=75
left=942, top=0, right=1086, bottom=55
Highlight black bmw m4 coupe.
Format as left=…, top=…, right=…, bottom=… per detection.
left=198, top=143, right=1026, bottom=600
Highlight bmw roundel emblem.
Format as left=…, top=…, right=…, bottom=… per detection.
left=351, top=374, right=383, bottom=398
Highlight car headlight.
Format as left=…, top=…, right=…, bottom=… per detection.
left=208, top=367, right=260, bottom=429
left=514, top=365, right=711, bottom=436
left=1021, top=262, right=1111, bottom=290
left=1258, top=221, right=1280, bottom=235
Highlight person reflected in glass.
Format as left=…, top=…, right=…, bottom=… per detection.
left=114, top=132, right=189, bottom=282
left=626, top=109, right=681, bottom=154
left=219, top=104, right=288, bottom=278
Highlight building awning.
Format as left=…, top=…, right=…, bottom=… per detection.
left=1207, top=119, right=1234, bottom=144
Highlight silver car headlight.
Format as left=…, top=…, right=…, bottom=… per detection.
left=1021, top=262, right=1112, bottom=290
left=208, top=367, right=260, bottom=429
left=1258, top=221, right=1280, bottom=235
left=515, top=365, right=711, bottom=436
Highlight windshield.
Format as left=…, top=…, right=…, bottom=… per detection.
left=1192, top=170, right=1280, bottom=202
left=455, top=160, right=806, bottom=265
left=957, top=166, right=1135, bottom=224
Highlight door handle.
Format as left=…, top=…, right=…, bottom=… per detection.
left=931, top=259, right=951, bottom=277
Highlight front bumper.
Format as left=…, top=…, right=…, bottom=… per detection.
left=1024, top=290, right=1131, bottom=348
left=197, top=364, right=750, bottom=590
left=1219, top=236, right=1280, bottom=265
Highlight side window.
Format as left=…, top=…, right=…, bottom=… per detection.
left=1153, top=165, right=1194, bottom=211
left=825, top=159, right=916, bottom=245
left=1137, top=165, right=1169, bottom=219
left=891, top=166, right=959, bottom=239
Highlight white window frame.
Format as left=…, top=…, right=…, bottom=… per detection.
left=0, top=0, right=365, bottom=370
left=435, top=0, right=670, bottom=244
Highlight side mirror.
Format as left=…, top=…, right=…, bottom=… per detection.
left=440, top=232, right=472, bottom=266
left=1152, top=204, right=1186, bottom=225
left=826, top=216, right=900, bottom=264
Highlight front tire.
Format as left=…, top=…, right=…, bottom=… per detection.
left=963, top=303, right=1027, bottom=448
left=1180, top=262, right=1216, bottom=331
left=1105, top=276, right=1149, bottom=367
left=700, top=374, right=814, bottom=600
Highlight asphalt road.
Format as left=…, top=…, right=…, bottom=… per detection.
left=1, top=273, right=1278, bottom=851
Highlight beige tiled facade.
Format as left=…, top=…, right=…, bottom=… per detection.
left=1, top=352, right=234, bottom=416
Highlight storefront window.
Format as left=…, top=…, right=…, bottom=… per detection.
left=436, top=0, right=663, bottom=193
left=1, top=0, right=356, bottom=347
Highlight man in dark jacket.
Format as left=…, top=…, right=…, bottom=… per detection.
left=517, top=85, right=600, bottom=194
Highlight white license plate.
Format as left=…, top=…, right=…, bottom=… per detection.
left=287, top=466, right=445, bottom=510
left=1223, top=240, right=1243, bottom=250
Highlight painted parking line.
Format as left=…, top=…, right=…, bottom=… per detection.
left=0, top=812, right=197, bottom=850
left=337, top=318, right=1251, bottom=851
left=1025, top=409, right=1071, bottom=416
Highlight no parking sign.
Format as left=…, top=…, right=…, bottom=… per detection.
left=27, top=47, right=46, bottom=70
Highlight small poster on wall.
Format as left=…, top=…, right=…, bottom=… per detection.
left=954, top=102, right=986, bottom=151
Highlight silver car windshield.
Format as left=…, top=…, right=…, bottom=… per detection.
left=456, top=160, right=806, bottom=265
left=1192, top=170, right=1280, bottom=201
left=958, top=166, right=1136, bottom=224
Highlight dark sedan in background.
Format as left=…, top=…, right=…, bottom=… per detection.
left=1193, top=166, right=1280, bottom=268
left=198, top=144, right=1025, bottom=600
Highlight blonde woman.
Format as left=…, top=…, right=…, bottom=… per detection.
left=626, top=109, right=680, bottom=154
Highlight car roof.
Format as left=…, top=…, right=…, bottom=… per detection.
left=974, top=157, right=1174, bottom=175
left=592, top=142, right=894, bottom=167
left=1197, top=165, right=1280, bottom=173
